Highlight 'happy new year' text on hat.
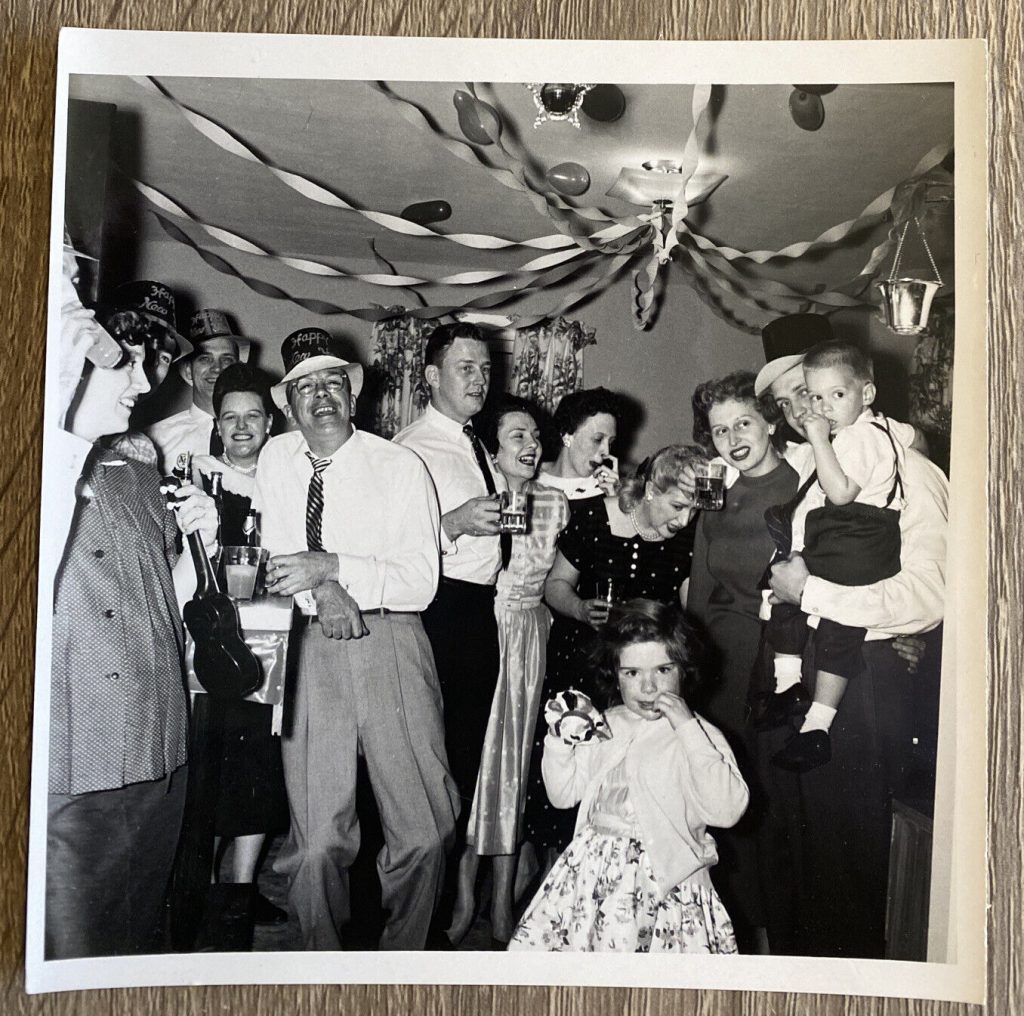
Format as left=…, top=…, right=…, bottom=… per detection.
left=271, top=328, right=364, bottom=410
left=187, top=309, right=252, bottom=361
left=753, top=312, right=835, bottom=396
left=103, top=280, right=193, bottom=361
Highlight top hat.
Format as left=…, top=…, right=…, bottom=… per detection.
left=753, top=313, right=834, bottom=396
left=271, top=328, right=364, bottom=410
left=103, top=280, right=193, bottom=361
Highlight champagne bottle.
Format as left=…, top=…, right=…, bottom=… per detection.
left=243, top=508, right=260, bottom=548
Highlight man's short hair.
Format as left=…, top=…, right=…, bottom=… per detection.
left=552, top=387, right=623, bottom=438
left=424, top=322, right=487, bottom=368
left=802, top=340, right=874, bottom=384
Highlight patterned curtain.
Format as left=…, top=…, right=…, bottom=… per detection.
left=370, top=313, right=436, bottom=439
left=508, top=317, right=596, bottom=414
left=908, top=300, right=954, bottom=437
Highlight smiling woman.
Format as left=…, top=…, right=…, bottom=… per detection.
left=685, top=369, right=799, bottom=950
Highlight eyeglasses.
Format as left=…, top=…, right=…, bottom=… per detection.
left=293, top=376, right=349, bottom=398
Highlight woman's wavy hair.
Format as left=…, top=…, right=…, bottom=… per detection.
left=690, top=370, right=783, bottom=454
left=590, top=598, right=706, bottom=709
left=618, top=443, right=709, bottom=511
left=213, top=362, right=274, bottom=417
left=477, top=394, right=542, bottom=457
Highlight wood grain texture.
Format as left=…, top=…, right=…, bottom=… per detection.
left=1, top=1, right=1017, bottom=1013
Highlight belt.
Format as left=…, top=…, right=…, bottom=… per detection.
left=300, top=607, right=419, bottom=625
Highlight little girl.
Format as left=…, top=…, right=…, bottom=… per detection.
left=508, top=599, right=748, bottom=953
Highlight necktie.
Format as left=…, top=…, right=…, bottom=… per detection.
left=463, top=423, right=511, bottom=571
left=305, top=452, right=332, bottom=552
left=209, top=422, right=224, bottom=457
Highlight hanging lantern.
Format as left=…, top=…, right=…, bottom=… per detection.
left=876, top=217, right=944, bottom=335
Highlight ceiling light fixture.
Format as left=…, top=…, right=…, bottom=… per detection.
left=526, top=83, right=594, bottom=129
left=606, top=160, right=728, bottom=208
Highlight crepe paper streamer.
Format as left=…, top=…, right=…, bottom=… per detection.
left=668, top=84, right=715, bottom=238
left=152, top=210, right=629, bottom=324
left=133, top=75, right=594, bottom=255
left=469, top=81, right=649, bottom=231
left=369, top=238, right=427, bottom=308
left=132, top=177, right=598, bottom=288
left=676, top=253, right=770, bottom=335
left=684, top=138, right=953, bottom=268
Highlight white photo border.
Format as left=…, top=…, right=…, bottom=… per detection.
left=27, top=29, right=988, bottom=1002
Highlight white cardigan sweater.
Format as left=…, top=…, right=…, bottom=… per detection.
left=542, top=705, right=750, bottom=898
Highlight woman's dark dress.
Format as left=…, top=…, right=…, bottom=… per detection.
left=199, top=468, right=289, bottom=839
left=523, top=495, right=696, bottom=851
left=686, top=459, right=798, bottom=942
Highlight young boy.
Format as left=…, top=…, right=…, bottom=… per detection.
left=764, top=341, right=916, bottom=772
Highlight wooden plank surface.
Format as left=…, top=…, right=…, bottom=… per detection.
left=1, top=1, right=1018, bottom=1013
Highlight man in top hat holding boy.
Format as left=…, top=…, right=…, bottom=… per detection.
left=146, top=309, right=251, bottom=471
left=752, top=312, right=948, bottom=959
left=251, top=327, right=457, bottom=951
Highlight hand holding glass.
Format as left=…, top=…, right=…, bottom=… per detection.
left=222, top=546, right=268, bottom=600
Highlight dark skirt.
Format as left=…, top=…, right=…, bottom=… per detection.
left=215, top=700, right=289, bottom=839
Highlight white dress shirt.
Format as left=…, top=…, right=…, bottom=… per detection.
left=781, top=437, right=948, bottom=638
left=252, top=428, right=440, bottom=612
left=146, top=403, right=215, bottom=474
left=394, top=403, right=504, bottom=585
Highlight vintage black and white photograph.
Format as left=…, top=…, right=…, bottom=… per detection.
left=26, top=33, right=986, bottom=999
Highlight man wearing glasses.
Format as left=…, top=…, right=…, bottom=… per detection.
left=252, top=328, right=458, bottom=951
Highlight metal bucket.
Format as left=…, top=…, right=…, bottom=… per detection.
left=876, top=278, right=943, bottom=335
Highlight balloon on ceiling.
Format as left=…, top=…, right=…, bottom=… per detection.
left=582, top=84, right=626, bottom=123
left=133, top=75, right=952, bottom=335
left=546, top=162, right=591, bottom=196
left=401, top=200, right=453, bottom=225
left=789, top=84, right=837, bottom=131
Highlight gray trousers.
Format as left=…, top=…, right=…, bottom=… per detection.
left=275, top=612, right=458, bottom=950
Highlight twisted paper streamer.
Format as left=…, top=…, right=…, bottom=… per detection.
left=153, top=210, right=631, bottom=326
left=133, top=76, right=623, bottom=255
left=132, top=177, right=595, bottom=288
left=685, top=138, right=952, bottom=269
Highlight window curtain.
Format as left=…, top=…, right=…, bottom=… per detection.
left=908, top=300, right=954, bottom=437
left=370, top=313, right=436, bottom=439
left=508, top=317, right=596, bottom=414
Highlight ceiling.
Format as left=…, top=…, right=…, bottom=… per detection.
left=66, top=75, right=955, bottom=306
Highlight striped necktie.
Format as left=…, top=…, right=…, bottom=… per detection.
left=305, top=452, right=332, bottom=552
left=463, top=423, right=511, bottom=571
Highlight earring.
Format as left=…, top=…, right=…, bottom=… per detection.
left=562, top=436, right=571, bottom=448
left=645, top=492, right=653, bottom=501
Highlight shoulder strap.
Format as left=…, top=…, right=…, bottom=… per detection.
left=869, top=418, right=905, bottom=507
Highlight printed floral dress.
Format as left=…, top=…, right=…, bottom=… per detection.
left=510, top=758, right=737, bottom=953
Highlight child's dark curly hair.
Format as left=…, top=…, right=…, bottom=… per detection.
left=588, top=598, right=705, bottom=709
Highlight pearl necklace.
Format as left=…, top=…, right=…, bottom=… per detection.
left=629, top=506, right=663, bottom=542
left=220, top=454, right=258, bottom=476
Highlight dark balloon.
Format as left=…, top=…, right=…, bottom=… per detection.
left=582, top=84, right=626, bottom=122
left=453, top=89, right=501, bottom=145
left=400, top=200, right=453, bottom=226
left=793, top=84, right=838, bottom=95
left=790, top=90, right=826, bottom=131
left=546, top=162, right=591, bottom=196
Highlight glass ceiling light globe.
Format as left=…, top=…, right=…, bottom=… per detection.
left=527, top=83, right=594, bottom=128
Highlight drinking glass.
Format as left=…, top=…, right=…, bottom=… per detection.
left=222, top=546, right=267, bottom=600
left=694, top=461, right=727, bottom=511
left=498, top=490, right=529, bottom=534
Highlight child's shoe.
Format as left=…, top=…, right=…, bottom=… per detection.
left=752, top=682, right=811, bottom=731
left=770, top=729, right=831, bottom=772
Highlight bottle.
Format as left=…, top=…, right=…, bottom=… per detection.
left=208, top=471, right=224, bottom=556
left=243, top=508, right=260, bottom=548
